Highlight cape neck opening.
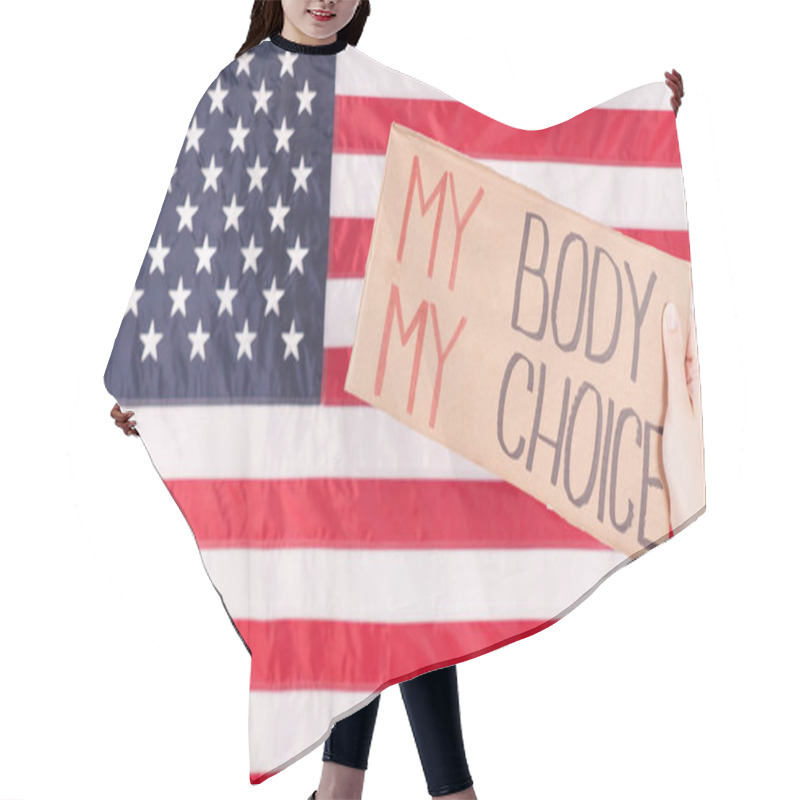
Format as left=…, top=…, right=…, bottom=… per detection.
left=270, top=31, right=348, bottom=55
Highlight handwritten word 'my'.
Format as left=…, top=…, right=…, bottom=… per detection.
left=373, top=154, right=483, bottom=428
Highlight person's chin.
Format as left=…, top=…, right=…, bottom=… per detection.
left=298, top=24, right=338, bottom=42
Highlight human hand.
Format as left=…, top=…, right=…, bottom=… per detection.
left=661, top=299, right=705, bottom=532
left=111, top=402, right=139, bottom=437
left=665, top=68, right=684, bottom=116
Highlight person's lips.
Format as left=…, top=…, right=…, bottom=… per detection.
left=308, top=8, right=335, bottom=21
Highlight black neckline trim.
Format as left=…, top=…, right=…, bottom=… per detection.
left=270, top=32, right=348, bottom=55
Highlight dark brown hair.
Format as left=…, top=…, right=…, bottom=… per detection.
left=236, top=1, right=371, bottom=58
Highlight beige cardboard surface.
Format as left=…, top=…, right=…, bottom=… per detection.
left=345, top=123, right=693, bottom=556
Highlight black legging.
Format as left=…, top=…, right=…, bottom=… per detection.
left=323, top=664, right=474, bottom=797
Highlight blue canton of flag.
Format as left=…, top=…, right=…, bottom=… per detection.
left=104, top=48, right=336, bottom=404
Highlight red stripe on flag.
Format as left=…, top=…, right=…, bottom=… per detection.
left=334, top=97, right=681, bottom=166
left=615, top=228, right=691, bottom=261
left=245, top=611, right=552, bottom=786
left=328, top=217, right=374, bottom=279
left=240, top=617, right=558, bottom=691
left=251, top=773, right=278, bottom=785
left=165, top=478, right=608, bottom=550
left=323, top=347, right=365, bottom=406
left=328, top=218, right=690, bottom=280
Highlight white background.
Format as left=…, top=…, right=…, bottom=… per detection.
left=1, top=1, right=796, bottom=798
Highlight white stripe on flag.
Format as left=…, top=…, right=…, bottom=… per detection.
left=249, top=688, right=375, bottom=776
left=200, top=546, right=627, bottom=622
left=336, top=48, right=457, bottom=99
left=335, top=49, right=670, bottom=112
left=133, top=404, right=496, bottom=480
left=323, top=277, right=362, bottom=348
left=330, top=153, right=689, bottom=230
left=595, top=82, right=671, bottom=110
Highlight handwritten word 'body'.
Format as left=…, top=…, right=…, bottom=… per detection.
left=512, top=212, right=657, bottom=384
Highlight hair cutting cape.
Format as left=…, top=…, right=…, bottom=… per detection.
left=104, top=34, right=701, bottom=784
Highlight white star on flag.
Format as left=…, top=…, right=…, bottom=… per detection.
left=235, top=318, right=257, bottom=361
left=148, top=235, right=170, bottom=274
left=139, top=320, right=163, bottom=362
left=278, top=51, right=298, bottom=77
left=229, top=116, right=250, bottom=154
left=202, top=154, right=224, bottom=192
left=296, top=80, right=317, bottom=115
left=268, top=194, right=290, bottom=232
left=273, top=116, right=295, bottom=154
left=185, top=116, right=204, bottom=153
left=127, top=287, right=145, bottom=317
left=252, top=79, right=273, bottom=115
left=176, top=194, right=199, bottom=232
left=216, top=276, right=237, bottom=317
left=291, top=155, right=313, bottom=193
left=194, top=234, right=217, bottom=274
left=262, top=276, right=285, bottom=318
left=287, top=235, right=309, bottom=275
left=208, top=77, right=229, bottom=113
left=223, top=194, right=245, bottom=232
left=169, top=276, right=192, bottom=317
left=242, top=235, right=263, bottom=274
left=188, top=319, right=210, bottom=361
left=281, top=318, right=304, bottom=362
left=247, top=155, right=269, bottom=192
left=236, top=52, right=255, bottom=76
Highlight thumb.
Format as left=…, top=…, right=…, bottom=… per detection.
left=662, top=301, right=687, bottom=414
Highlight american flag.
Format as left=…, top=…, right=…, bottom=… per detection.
left=104, top=34, right=690, bottom=784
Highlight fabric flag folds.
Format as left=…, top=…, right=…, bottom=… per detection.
left=103, top=34, right=691, bottom=784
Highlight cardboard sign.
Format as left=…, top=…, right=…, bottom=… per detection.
left=345, top=123, right=693, bottom=556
